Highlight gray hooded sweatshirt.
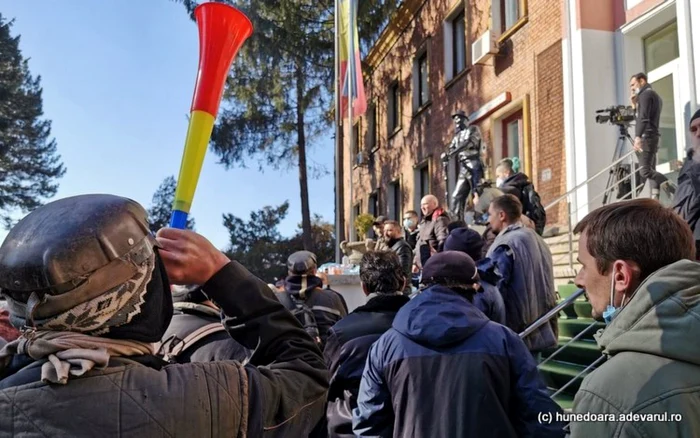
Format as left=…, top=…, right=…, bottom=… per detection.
left=570, top=259, right=700, bottom=437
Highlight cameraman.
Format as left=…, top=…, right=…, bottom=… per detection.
left=630, top=72, right=676, bottom=199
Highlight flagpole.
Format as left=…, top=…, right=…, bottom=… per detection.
left=347, top=0, right=355, bottom=242
left=334, top=0, right=342, bottom=263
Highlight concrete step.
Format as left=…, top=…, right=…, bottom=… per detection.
left=543, top=338, right=602, bottom=367
left=549, top=241, right=579, bottom=255
left=550, top=389, right=574, bottom=411
left=555, top=277, right=577, bottom=288
left=558, top=318, right=604, bottom=340
left=538, top=361, right=589, bottom=396
left=554, top=265, right=580, bottom=278
left=544, top=233, right=575, bottom=246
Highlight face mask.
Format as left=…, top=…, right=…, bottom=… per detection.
left=602, top=272, right=628, bottom=325
left=496, top=177, right=505, bottom=187
left=633, top=87, right=640, bottom=95
left=403, top=219, right=415, bottom=229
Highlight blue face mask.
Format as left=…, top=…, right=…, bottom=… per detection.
left=602, top=273, right=627, bottom=324
left=403, top=219, right=415, bottom=229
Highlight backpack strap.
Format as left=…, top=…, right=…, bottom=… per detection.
left=158, top=322, right=227, bottom=363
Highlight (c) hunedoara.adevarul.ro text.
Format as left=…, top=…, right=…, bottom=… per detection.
left=538, top=411, right=683, bottom=424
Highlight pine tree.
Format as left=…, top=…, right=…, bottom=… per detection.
left=0, top=15, right=65, bottom=224
left=173, top=0, right=396, bottom=251
left=147, top=176, right=195, bottom=232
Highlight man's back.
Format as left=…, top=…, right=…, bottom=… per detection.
left=324, top=293, right=409, bottom=438
left=0, top=261, right=329, bottom=438
left=482, top=224, right=557, bottom=351
left=353, top=286, right=565, bottom=438
left=277, top=278, right=348, bottom=347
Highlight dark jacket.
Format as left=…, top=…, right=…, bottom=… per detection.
left=160, top=303, right=250, bottom=364
left=635, top=84, right=662, bottom=139
left=414, top=209, right=450, bottom=267
left=0, top=261, right=328, bottom=437
left=352, top=285, right=565, bottom=438
left=479, top=224, right=558, bottom=352
left=277, top=275, right=348, bottom=348
left=323, top=294, right=410, bottom=438
left=500, top=172, right=546, bottom=235
left=673, top=156, right=700, bottom=258
left=404, top=228, right=419, bottom=250
left=389, top=238, right=413, bottom=285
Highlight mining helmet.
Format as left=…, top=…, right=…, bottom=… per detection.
left=0, top=194, right=155, bottom=326
left=287, top=250, right=318, bottom=275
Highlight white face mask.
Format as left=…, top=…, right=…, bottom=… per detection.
left=496, top=177, right=505, bottom=187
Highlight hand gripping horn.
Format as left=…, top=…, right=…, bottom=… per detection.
left=170, top=3, right=253, bottom=229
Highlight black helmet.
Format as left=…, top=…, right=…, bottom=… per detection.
left=0, top=194, right=155, bottom=327
left=287, top=250, right=317, bottom=275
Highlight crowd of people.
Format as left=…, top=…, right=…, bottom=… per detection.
left=2, top=87, right=700, bottom=437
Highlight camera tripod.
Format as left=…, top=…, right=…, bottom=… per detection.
left=602, top=124, right=640, bottom=205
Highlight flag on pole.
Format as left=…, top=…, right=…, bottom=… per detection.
left=339, top=0, right=366, bottom=118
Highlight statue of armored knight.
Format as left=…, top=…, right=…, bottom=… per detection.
left=441, top=110, right=485, bottom=222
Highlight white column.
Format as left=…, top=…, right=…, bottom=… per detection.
left=562, top=0, right=580, bottom=218
left=564, top=0, right=620, bottom=220
left=677, top=0, right=697, bottom=134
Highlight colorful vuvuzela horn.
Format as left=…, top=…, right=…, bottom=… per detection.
left=170, top=3, right=253, bottom=229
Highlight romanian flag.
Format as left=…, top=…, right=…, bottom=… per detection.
left=339, top=0, right=366, bottom=118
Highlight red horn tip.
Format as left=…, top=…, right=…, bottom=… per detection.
left=190, top=2, right=253, bottom=115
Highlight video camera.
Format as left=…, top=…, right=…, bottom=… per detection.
left=595, top=105, right=636, bottom=126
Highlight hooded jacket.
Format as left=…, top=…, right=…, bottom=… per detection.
left=500, top=173, right=546, bottom=235
left=0, top=261, right=328, bottom=437
left=352, top=285, right=565, bottom=438
left=673, top=157, right=700, bottom=256
left=570, top=260, right=700, bottom=438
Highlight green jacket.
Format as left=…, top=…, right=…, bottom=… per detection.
left=570, top=259, right=700, bottom=437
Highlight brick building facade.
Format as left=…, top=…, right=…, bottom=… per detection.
left=341, top=0, right=566, bottom=240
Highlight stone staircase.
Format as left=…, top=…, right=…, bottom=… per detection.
left=538, top=226, right=604, bottom=411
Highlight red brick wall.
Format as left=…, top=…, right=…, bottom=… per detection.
left=343, top=0, right=567, bottom=236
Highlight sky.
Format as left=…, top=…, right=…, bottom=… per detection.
left=1, top=0, right=335, bottom=249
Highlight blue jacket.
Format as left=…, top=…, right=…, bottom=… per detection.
left=352, top=285, right=565, bottom=438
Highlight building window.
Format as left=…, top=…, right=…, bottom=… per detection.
left=443, top=6, right=466, bottom=83
left=352, top=203, right=361, bottom=240
left=501, top=109, right=523, bottom=161
left=418, top=164, right=430, bottom=200
left=368, top=192, right=379, bottom=217
left=500, top=0, right=520, bottom=33
left=492, top=0, right=527, bottom=38
left=388, top=81, right=400, bottom=134
left=418, top=52, right=429, bottom=107
left=388, top=180, right=401, bottom=221
left=367, top=104, right=377, bottom=150
left=352, top=122, right=361, bottom=164
left=644, top=22, right=679, bottom=73
left=452, top=11, right=466, bottom=75
left=412, top=49, right=430, bottom=112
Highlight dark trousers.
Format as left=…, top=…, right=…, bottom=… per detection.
left=638, top=137, right=668, bottom=192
